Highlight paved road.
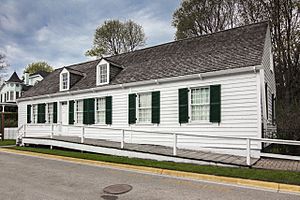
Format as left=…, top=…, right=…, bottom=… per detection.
left=0, top=151, right=298, bottom=200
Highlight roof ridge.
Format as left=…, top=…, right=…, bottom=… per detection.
left=54, top=59, right=101, bottom=71
left=107, top=20, right=269, bottom=59
left=53, top=21, right=268, bottom=71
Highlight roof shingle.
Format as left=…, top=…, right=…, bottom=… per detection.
left=22, top=21, right=268, bottom=98
left=7, top=72, right=22, bottom=83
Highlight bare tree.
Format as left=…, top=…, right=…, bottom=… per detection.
left=86, top=19, right=146, bottom=57
left=238, top=0, right=300, bottom=104
left=172, top=0, right=240, bottom=39
left=123, top=20, right=146, bottom=52
left=0, top=53, right=9, bottom=79
left=172, top=0, right=300, bottom=132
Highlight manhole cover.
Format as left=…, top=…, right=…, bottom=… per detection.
left=103, top=184, right=132, bottom=195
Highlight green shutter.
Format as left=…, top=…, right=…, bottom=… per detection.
left=37, top=103, right=46, bottom=123
left=27, top=105, right=31, bottom=123
left=151, top=91, right=160, bottom=124
left=178, top=88, right=189, bottom=124
left=128, top=94, right=136, bottom=124
left=210, top=85, right=221, bottom=123
left=265, top=83, right=268, bottom=119
left=53, top=102, right=57, bottom=123
left=69, top=100, right=75, bottom=125
left=105, top=96, right=112, bottom=125
left=83, top=98, right=95, bottom=125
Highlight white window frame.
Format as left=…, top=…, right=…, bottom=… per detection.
left=136, top=92, right=152, bottom=124
left=32, top=104, right=38, bottom=124
left=59, top=68, right=70, bottom=91
left=96, top=59, right=110, bottom=85
left=75, top=100, right=84, bottom=124
left=9, top=91, right=14, bottom=101
left=95, top=97, right=106, bottom=124
left=189, top=87, right=210, bottom=123
left=47, top=103, right=54, bottom=123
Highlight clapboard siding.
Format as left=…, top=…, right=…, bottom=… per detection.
left=18, top=70, right=260, bottom=156
left=261, top=26, right=277, bottom=134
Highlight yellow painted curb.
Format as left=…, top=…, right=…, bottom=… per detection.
left=279, top=184, right=300, bottom=193
left=1, top=148, right=299, bottom=194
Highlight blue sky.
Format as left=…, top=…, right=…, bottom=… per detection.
left=0, top=0, right=181, bottom=79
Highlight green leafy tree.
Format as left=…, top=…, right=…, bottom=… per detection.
left=24, top=61, right=54, bottom=75
left=86, top=19, right=146, bottom=57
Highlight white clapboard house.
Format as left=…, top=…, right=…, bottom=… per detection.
left=17, top=22, right=276, bottom=160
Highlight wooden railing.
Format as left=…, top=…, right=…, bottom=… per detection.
left=17, top=123, right=300, bottom=165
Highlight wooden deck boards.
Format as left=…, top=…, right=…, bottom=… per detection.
left=39, top=135, right=258, bottom=166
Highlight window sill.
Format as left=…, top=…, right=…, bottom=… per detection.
left=93, top=123, right=109, bottom=126
left=183, top=121, right=214, bottom=126
left=134, top=123, right=158, bottom=126
left=96, top=82, right=109, bottom=86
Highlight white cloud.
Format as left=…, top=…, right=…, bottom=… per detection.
left=0, top=0, right=181, bottom=80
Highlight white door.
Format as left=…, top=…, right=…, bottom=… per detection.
left=61, top=102, right=68, bottom=125
left=60, top=102, right=68, bottom=135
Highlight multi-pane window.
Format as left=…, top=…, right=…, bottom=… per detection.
left=16, top=91, right=20, bottom=99
left=62, top=73, right=68, bottom=90
left=32, top=105, right=38, bottom=123
left=96, top=98, right=106, bottom=124
left=47, top=103, right=53, bottom=123
left=138, top=93, right=151, bottom=123
left=9, top=91, right=14, bottom=101
left=76, top=100, right=83, bottom=124
left=191, top=87, right=210, bottom=121
left=99, top=64, right=108, bottom=84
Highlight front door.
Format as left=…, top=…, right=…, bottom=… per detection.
left=61, top=102, right=68, bottom=125
left=60, top=102, right=69, bottom=135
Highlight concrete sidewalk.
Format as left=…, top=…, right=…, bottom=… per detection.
left=253, top=157, right=300, bottom=172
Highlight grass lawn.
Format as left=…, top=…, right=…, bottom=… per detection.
left=0, top=139, right=15, bottom=146
left=7, top=146, right=300, bottom=186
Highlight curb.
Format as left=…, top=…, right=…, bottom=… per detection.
left=1, top=148, right=300, bottom=194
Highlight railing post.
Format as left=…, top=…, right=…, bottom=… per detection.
left=246, top=138, right=251, bottom=166
left=24, top=124, right=27, bottom=138
left=50, top=124, right=54, bottom=150
left=51, top=124, right=54, bottom=139
left=81, top=126, right=85, bottom=143
left=173, top=133, right=177, bottom=156
left=23, top=124, right=26, bottom=137
left=121, top=129, right=125, bottom=149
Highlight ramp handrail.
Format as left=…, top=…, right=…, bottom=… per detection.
left=20, top=123, right=300, bottom=165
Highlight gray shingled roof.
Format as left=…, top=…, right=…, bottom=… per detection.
left=21, top=21, right=268, bottom=98
left=31, top=70, right=50, bottom=78
left=7, top=72, right=22, bottom=83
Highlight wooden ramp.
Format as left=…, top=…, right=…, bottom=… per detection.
left=22, top=136, right=258, bottom=167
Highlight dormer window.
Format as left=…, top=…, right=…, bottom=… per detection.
left=60, top=68, right=70, bottom=91
left=96, top=59, right=110, bottom=85
left=99, top=64, right=107, bottom=83
left=62, top=73, right=68, bottom=89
